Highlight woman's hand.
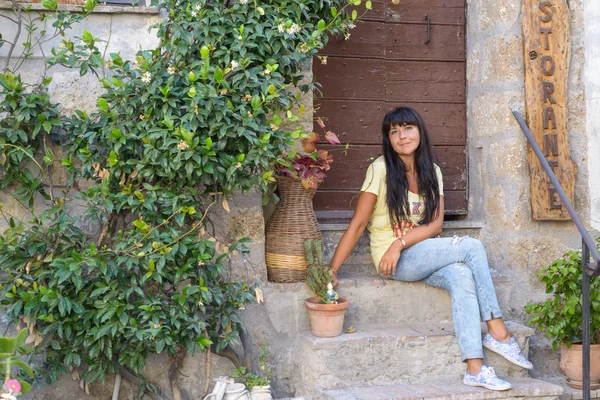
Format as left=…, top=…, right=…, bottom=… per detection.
left=379, top=240, right=403, bottom=277
left=329, top=267, right=339, bottom=288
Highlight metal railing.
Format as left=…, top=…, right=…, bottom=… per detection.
left=512, top=110, right=600, bottom=399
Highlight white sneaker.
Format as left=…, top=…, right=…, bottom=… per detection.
left=463, top=365, right=512, bottom=391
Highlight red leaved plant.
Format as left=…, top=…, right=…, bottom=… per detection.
left=276, top=119, right=342, bottom=189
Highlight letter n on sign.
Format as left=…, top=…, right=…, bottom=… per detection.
left=521, top=0, right=577, bottom=220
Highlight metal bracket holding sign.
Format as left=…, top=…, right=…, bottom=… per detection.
left=521, top=0, right=577, bottom=220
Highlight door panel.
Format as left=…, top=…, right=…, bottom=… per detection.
left=314, top=101, right=466, bottom=146
left=313, top=59, right=465, bottom=102
left=319, top=145, right=466, bottom=191
left=385, top=0, right=466, bottom=25
left=313, top=58, right=386, bottom=100
left=385, top=24, right=465, bottom=61
left=322, top=22, right=385, bottom=58
left=385, top=61, right=466, bottom=102
left=313, top=190, right=468, bottom=215
left=350, top=0, right=466, bottom=25
left=322, top=22, right=465, bottom=61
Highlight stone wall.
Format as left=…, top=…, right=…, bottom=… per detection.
left=466, top=0, right=598, bottom=376
left=584, top=0, right=600, bottom=231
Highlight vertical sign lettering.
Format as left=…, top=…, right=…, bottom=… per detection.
left=522, top=0, right=577, bottom=220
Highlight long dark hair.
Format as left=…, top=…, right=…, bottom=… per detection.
left=381, top=106, right=440, bottom=225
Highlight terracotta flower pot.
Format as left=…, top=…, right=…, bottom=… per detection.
left=560, top=343, right=600, bottom=389
left=304, top=296, right=350, bottom=337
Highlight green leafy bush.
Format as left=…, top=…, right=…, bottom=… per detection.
left=0, top=0, right=371, bottom=394
left=525, top=238, right=600, bottom=350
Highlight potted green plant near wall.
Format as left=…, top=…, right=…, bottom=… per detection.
left=304, top=239, right=349, bottom=337
left=525, top=239, right=600, bottom=389
left=231, top=346, right=272, bottom=400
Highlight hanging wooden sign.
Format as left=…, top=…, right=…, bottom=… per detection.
left=522, top=0, right=577, bottom=220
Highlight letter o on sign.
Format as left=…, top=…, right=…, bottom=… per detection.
left=541, top=55, right=555, bottom=76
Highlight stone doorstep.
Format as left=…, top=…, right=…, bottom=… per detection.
left=539, top=377, right=600, bottom=400
left=319, top=377, right=564, bottom=400
left=299, top=321, right=534, bottom=350
left=265, top=271, right=513, bottom=334
left=291, top=321, right=534, bottom=397
left=265, top=274, right=454, bottom=334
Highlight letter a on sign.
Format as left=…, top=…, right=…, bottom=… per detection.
left=522, top=0, right=577, bottom=220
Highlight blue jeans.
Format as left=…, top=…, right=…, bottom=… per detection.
left=386, top=236, right=503, bottom=361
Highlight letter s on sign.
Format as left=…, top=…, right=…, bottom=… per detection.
left=539, top=1, right=553, bottom=22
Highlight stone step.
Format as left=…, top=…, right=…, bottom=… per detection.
left=539, top=377, right=600, bottom=400
left=290, top=321, right=535, bottom=398
left=264, top=273, right=511, bottom=335
left=318, top=376, right=563, bottom=400
left=264, top=274, right=452, bottom=334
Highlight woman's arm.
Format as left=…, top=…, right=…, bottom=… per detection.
left=328, top=191, right=377, bottom=285
left=379, top=195, right=445, bottom=277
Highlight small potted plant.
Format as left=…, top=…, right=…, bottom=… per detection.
left=525, top=239, right=600, bottom=389
left=231, top=346, right=272, bottom=400
left=304, top=239, right=349, bottom=337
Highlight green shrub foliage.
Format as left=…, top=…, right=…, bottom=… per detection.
left=525, top=239, right=600, bottom=350
left=0, top=0, right=370, bottom=390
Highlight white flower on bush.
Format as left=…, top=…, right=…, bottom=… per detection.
left=177, top=140, right=189, bottom=150
left=286, top=23, right=301, bottom=35
left=239, top=0, right=248, bottom=4
left=231, top=60, right=240, bottom=70
left=262, top=69, right=271, bottom=75
left=277, top=23, right=285, bottom=33
left=191, top=10, right=197, bottom=16
left=167, top=65, right=176, bottom=75
left=237, top=35, right=243, bottom=40
left=194, top=3, right=201, bottom=10
left=141, top=71, right=151, bottom=83
left=344, top=33, right=351, bottom=40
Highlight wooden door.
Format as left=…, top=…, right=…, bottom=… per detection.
left=313, top=0, right=467, bottom=220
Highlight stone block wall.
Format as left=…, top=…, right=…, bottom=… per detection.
left=465, top=0, right=594, bottom=315
left=465, top=0, right=599, bottom=377
left=584, top=0, right=600, bottom=231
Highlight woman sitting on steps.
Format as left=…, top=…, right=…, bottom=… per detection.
left=328, top=106, right=533, bottom=391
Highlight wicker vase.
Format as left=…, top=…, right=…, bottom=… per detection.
left=265, top=176, right=322, bottom=282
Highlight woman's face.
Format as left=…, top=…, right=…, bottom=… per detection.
left=388, top=123, right=421, bottom=158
